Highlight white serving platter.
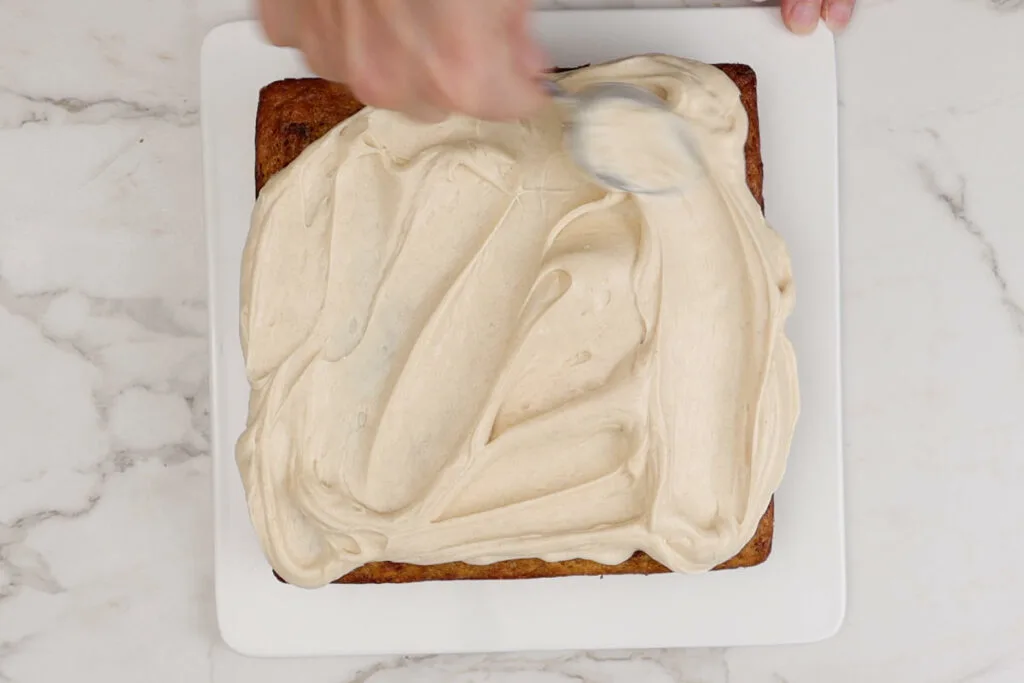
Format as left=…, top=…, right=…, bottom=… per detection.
left=201, top=7, right=844, bottom=657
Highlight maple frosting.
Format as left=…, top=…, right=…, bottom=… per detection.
left=238, top=55, right=799, bottom=589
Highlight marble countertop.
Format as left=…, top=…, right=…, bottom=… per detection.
left=1, top=0, right=1022, bottom=680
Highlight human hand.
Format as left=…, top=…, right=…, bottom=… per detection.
left=258, top=0, right=549, bottom=121
left=781, top=0, right=856, bottom=34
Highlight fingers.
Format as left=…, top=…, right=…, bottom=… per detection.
left=781, top=0, right=823, bottom=35
left=340, top=0, right=416, bottom=112
left=258, top=0, right=302, bottom=47
left=415, top=0, right=546, bottom=120
left=781, top=0, right=855, bottom=34
left=823, top=0, right=855, bottom=33
left=510, top=14, right=549, bottom=78
left=506, top=0, right=550, bottom=95
left=268, top=0, right=547, bottom=121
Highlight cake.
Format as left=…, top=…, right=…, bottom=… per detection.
left=239, top=56, right=799, bottom=588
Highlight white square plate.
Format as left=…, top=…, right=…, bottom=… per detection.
left=202, top=8, right=844, bottom=657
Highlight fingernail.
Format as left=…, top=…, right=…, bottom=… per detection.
left=824, top=1, right=853, bottom=32
left=789, top=1, right=820, bottom=34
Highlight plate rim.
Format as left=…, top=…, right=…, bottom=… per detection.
left=201, top=10, right=845, bottom=657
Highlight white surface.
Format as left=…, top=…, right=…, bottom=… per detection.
left=201, top=9, right=843, bottom=657
left=3, top=0, right=1024, bottom=680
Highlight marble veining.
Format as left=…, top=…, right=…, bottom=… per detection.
left=1, top=0, right=1023, bottom=681
left=0, top=86, right=198, bottom=130
left=916, top=157, right=1024, bottom=336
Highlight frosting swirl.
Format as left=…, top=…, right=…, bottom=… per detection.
left=238, top=55, right=799, bottom=589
